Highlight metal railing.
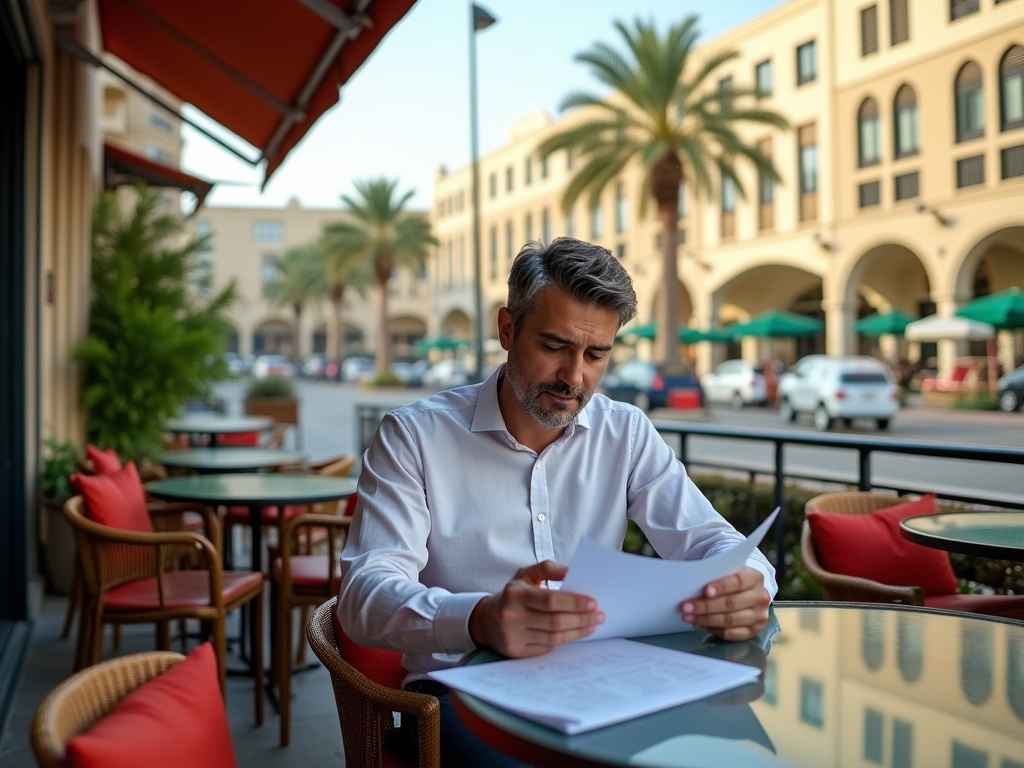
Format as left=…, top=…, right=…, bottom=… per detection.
left=651, top=420, right=1024, bottom=564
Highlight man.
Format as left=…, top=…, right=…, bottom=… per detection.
left=339, top=238, right=776, bottom=765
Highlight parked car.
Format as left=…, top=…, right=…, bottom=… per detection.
left=599, top=360, right=703, bottom=412
left=777, top=355, right=899, bottom=431
left=224, top=352, right=247, bottom=376
left=251, top=354, right=295, bottom=379
left=997, top=364, right=1024, bottom=412
left=390, top=359, right=430, bottom=387
left=422, top=359, right=468, bottom=389
left=700, top=360, right=768, bottom=409
left=300, top=354, right=327, bottom=379
left=341, top=356, right=376, bottom=383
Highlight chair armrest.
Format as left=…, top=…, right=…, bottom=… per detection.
left=145, top=502, right=222, bottom=553
left=801, top=521, right=925, bottom=606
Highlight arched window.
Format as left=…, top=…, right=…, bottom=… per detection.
left=859, top=98, right=881, bottom=166
left=894, top=85, right=919, bottom=158
left=861, top=611, right=886, bottom=671
left=896, top=612, right=924, bottom=683
left=1008, top=636, right=1024, bottom=722
left=1001, top=45, right=1024, bottom=131
left=960, top=623, right=993, bottom=706
left=955, top=61, right=985, bottom=142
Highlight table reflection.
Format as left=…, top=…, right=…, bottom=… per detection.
left=457, top=604, right=1024, bottom=767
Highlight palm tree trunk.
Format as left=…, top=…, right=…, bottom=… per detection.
left=292, top=303, right=303, bottom=364
left=328, top=284, right=346, bottom=365
left=652, top=154, right=683, bottom=363
left=374, top=277, right=389, bottom=372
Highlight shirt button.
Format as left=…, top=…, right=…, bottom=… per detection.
left=535, top=461, right=542, bottom=470
left=537, top=514, right=546, bottom=522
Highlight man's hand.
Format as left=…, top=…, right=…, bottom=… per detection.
left=680, top=566, right=770, bottom=641
left=469, top=560, right=604, bottom=658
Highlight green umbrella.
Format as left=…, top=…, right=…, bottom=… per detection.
left=853, top=310, right=916, bottom=337
left=615, top=322, right=656, bottom=342
left=731, top=309, right=824, bottom=338
left=679, top=326, right=738, bottom=344
left=955, top=287, right=1024, bottom=330
left=414, top=336, right=467, bottom=353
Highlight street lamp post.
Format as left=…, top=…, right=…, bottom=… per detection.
left=469, top=3, right=496, bottom=383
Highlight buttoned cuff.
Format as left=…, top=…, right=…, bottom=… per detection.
left=433, top=592, right=490, bottom=654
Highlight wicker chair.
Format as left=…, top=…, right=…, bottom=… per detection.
left=31, top=651, right=184, bottom=768
left=802, top=492, right=926, bottom=604
left=63, top=496, right=265, bottom=724
left=306, top=598, right=440, bottom=768
left=271, top=513, right=349, bottom=745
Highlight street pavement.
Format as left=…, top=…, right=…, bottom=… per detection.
left=215, top=379, right=1024, bottom=506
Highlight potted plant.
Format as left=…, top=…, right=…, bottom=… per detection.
left=245, top=375, right=300, bottom=445
left=40, top=438, right=79, bottom=595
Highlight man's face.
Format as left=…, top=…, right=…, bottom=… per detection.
left=499, top=286, right=619, bottom=429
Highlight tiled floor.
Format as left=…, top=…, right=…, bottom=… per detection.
left=0, top=593, right=347, bottom=767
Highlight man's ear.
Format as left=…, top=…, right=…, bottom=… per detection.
left=497, top=307, right=514, bottom=351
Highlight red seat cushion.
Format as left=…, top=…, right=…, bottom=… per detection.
left=182, top=511, right=205, bottom=530
left=215, top=430, right=261, bottom=446
left=70, top=462, right=153, bottom=533
left=925, top=592, right=1024, bottom=619
left=104, top=570, right=264, bottom=611
left=272, top=555, right=335, bottom=588
left=226, top=505, right=282, bottom=523
left=333, top=605, right=406, bottom=690
left=86, top=444, right=121, bottom=474
left=65, top=642, right=238, bottom=768
left=806, top=494, right=958, bottom=596
left=343, top=494, right=358, bottom=517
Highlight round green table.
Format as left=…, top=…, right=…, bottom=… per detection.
left=900, top=511, right=1024, bottom=561
left=164, top=415, right=273, bottom=447
left=450, top=603, right=1024, bottom=767
left=145, top=474, right=356, bottom=571
left=157, top=448, right=307, bottom=474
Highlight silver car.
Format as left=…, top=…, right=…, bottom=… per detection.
left=700, top=360, right=768, bottom=409
left=777, top=355, right=900, bottom=431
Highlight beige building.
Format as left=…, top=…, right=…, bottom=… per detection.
left=433, top=0, right=1024, bottom=377
left=197, top=201, right=432, bottom=363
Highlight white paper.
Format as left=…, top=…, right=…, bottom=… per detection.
left=561, top=508, right=779, bottom=641
left=429, top=638, right=760, bottom=734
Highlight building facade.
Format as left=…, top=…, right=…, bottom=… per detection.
left=432, top=0, right=1024, bottom=377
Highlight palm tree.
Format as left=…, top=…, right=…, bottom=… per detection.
left=322, top=178, right=437, bottom=372
left=319, top=230, right=372, bottom=367
left=264, top=243, right=327, bottom=364
left=538, top=16, right=788, bottom=363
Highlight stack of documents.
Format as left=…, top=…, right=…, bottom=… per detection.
left=429, top=638, right=760, bottom=734
left=429, top=510, right=778, bottom=734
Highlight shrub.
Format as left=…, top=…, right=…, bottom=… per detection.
left=41, top=439, right=79, bottom=505
left=952, top=393, right=998, bottom=410
left=246, top=375, right=297, bottom=399
left=369, top=370, right=404, bottom=387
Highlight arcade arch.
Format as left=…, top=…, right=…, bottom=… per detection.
left=253, top=318, right=293, bottom=357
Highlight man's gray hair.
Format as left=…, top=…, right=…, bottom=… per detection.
left=506, top=238, right=638, bottom=336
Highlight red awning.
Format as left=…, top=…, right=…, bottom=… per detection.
left=98, top=0, right=417, bottom=185
left=103, top=142, right=214, bottom=210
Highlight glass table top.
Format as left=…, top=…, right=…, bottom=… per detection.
left=900, top=512, right=1024, bottom=559
left=145, top=473, right=357, bottom=505
left=455, top=603, right=1024, bottom=768
left=163, top=415, right=274, bottom=434
left=157, top=448, right=307, bottom=471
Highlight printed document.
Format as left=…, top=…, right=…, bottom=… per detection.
left=429, top=637, right=761, bottom=734
left=561, top=508, right=779, bottom=640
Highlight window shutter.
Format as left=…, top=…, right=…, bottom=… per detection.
left=861, top=6, right=878, bottom=56
left=895, top=84, right=916, bottom=109
left=890, top=0, right=909, bottom=45
left=956, top=61, right=982, bottom=88
left=1003, top=46, right=1024, bottom=71
left=799, top=123, right=817, bottom=147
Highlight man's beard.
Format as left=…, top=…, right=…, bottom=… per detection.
left=505, top=348, right=590, bottom=429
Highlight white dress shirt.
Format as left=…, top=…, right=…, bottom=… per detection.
left=339, top=365, right=778, bottom=680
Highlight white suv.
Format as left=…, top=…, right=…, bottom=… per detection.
left=777, top=355, right=899, bottom=431
left=700, top=360, right=767, bottom=409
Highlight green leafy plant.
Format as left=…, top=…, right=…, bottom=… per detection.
left=41, top=439, right=79, bottom=505
left=75, top=185, right=239, bottom=461
left=952, top=393, right=998, bottom=410
left=245, top=375, right=297, bottom=399
left=368, top=369, right=404, bottom=387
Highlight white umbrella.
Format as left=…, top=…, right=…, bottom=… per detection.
left=904, top=315, right=994, bottom=342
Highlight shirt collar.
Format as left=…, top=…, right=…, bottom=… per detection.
left=470, top=363, right=593, bottom=433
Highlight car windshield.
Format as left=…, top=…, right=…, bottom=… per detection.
left=841, top=372, right=889, bottom=384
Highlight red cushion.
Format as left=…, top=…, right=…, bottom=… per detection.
left=333, top=605, right=406, bottom=690
left=104, top=570, right=264, bottom=611
left=65, top=642, right=238, bottom=768
left=272, top=555, right=335, bottom=588
left=226, top=505, right=285, bottom=523
left=926, top=592, right=1024, bottom=619
left=215, top=430, right=261, bottom=446
left=182, top=511, right=205, bottom=530
left=807, top=494, right=958, bottom=596
left=86, top=444, right=121, bottom=474
left=70, top=462, right=153, bottom=533
left=343, top=494, right=358, bottom=518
